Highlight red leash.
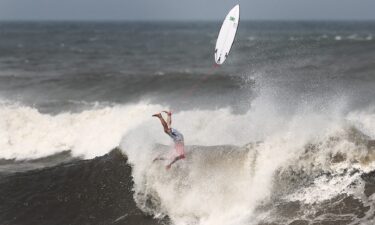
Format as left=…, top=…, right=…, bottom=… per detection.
left=183, top=63, right=220, bottom=99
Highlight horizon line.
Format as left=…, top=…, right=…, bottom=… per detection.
left=1, top=18, right=375, bottom=23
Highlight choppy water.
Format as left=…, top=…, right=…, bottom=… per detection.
left=0, top=21, right=375, bottom=225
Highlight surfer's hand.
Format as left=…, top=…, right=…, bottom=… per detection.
left=163, top=110, right=172, bottom=115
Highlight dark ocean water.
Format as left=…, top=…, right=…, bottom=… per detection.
left=1, top=21, right=374, bottom=112
left=1, top=21, right=375, bottom=225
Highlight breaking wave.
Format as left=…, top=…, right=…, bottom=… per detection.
left=0, top=101, right=164, bottom=159
left=1, top=85, right=375, bottom=225
left=121, top=107, right=375, bottom=225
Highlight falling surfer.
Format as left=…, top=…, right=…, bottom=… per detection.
left=151, top=4, right=239, bottom=169
left=152, top=111, right=185, bottom=169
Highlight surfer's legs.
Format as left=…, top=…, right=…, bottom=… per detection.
left=166, top=143, right=185, bottom=169
left=166, top=113, right=172, bottom=129
left=152, top=113, right=170, bottom=134
left=166, top=155, right=185, bottom=170
left=162, top=111, right=172, bottom=129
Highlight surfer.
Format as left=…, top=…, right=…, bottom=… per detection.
left=152, top=111, right=185, bottom=169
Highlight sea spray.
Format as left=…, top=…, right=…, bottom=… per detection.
left=121, top=108, right=375, bottom=225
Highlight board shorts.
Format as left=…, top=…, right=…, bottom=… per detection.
left=175, top=142, right=185, bottom=158
left=168, top=128, right=185, bottom=157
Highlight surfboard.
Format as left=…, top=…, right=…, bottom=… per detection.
left=214, top=4, right=240, bottom=65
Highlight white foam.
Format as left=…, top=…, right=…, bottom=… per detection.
left=0, top=102, right=164, bottom=159
left=347, top=108, right=375, bottom=139
left=120, top=101, right=375, bottom=225
left=286, top=172, right=363, bottom=204
left=348, top=34, right=359, bottom=40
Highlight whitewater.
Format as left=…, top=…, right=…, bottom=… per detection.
left=1, top=86, right=375, bottom=224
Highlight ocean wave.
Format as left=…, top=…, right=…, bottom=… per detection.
left=117, top=102, right=375, bottom=225
left=2, top=97, right=375, bottom=160
left=0, top=102, right=164, bottom=159
left=0, top=72, right=247, bottom=113
left=1, top=99, right=375, bottom=224
left=123, top=126, right=375, bottom=225
left=122, top=124, right=375, bottom=225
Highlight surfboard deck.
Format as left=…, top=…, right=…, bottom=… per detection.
left=214, top=4, right=240, bottom=65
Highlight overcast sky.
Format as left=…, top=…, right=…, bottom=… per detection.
left=1, top=0, right=375, bottom=21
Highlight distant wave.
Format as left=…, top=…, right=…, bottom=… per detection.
left=0, top=73, right=247, bottom=113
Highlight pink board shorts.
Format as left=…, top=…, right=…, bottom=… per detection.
left=175, top=142, right=185, bottom=158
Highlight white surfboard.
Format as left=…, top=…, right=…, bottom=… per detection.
left=214, top=4, right=240, bottom=65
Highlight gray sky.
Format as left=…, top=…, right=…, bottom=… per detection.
left=1, top=0, right=375, bottom=21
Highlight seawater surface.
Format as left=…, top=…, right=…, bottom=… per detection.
left=0, top=21, right=375, bottom=225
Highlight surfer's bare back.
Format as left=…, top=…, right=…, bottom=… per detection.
left=152, top=110, right=185, bottom=169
